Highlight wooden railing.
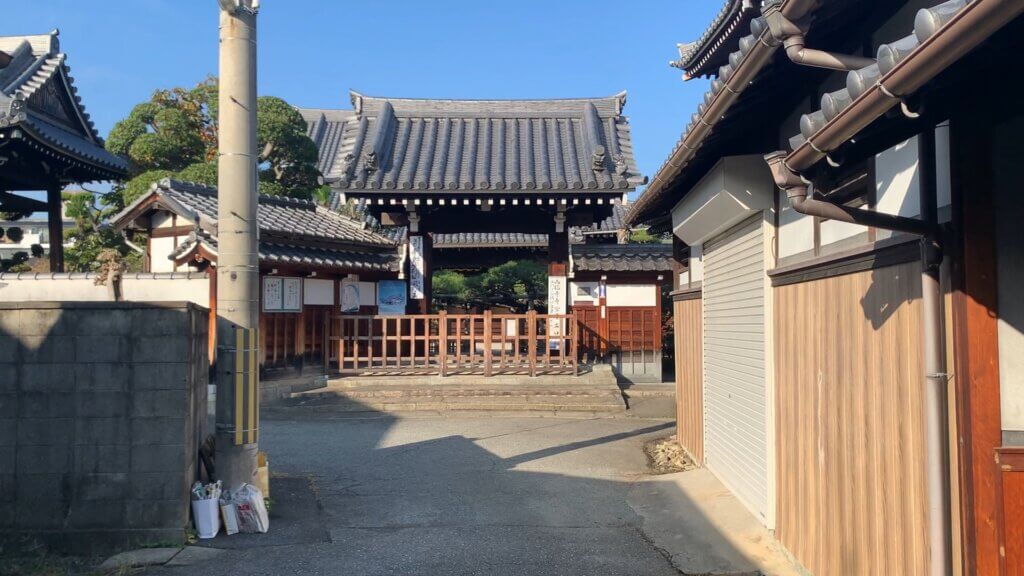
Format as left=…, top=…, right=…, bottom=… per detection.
left=326, top=311, right=578, bottom=377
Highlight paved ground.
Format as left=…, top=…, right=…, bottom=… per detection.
left=144, top=411, right=682, bottom=576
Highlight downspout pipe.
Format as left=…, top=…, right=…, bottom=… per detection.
left=761, top=3, right=876, bottom=71
left=766, top=145, right=950, bottom=575
left=764, top=151, right=936, bottom=236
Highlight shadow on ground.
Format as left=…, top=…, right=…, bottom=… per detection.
left=140, top=400, right=773, bottom=576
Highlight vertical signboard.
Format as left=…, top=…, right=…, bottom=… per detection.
left=378, top=280, right=408, bottom=316
left=547, top=275, right=567, bottom=350
left=409, top=235, right=425, bottom=300
left=262, top=277, right=302, bottom=312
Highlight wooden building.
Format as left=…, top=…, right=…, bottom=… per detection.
left=628, top=0, right=1024, bottom=574
left=0, top=31, right=129, bottom=271
left=111, top=178, right=401, bottom=373
left=294, top=93, right=672, bottom=378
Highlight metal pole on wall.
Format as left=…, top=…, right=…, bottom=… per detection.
left=215, top=0, right=260, bottom=490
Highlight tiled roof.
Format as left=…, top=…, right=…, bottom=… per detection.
left=0, top=31, right=129, bottom=177
left=170, top=230, right=398, bottom=273
left=572, top=243, right=674, bottom=273
left=628, top=4, right=775, bottom=226
left=671, top=0, right=761, bottom=78
left=299, top=91, right=645, bottom=193
left=575, top=203, right=627, bottom=237
left=785, top=0, right=969, bottom=155
left=433, top=232, right=548, bottom=249
left=117, top=179, right=396, bottom=247
left=299, top=108, right=355, bottom=181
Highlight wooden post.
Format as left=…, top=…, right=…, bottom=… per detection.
left=484, top=310, right=493, bottom=377
left=439, top=310, right=448, bottom=376
left=323, top=310, right=330, bottom=374
left=46, top=185, right=64, bottom=272
left=950, top=99, right=1003, bottom=576
left=527, top=310, right=537, bottom=377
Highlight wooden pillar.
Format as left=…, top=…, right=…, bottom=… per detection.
left=46, top=185, right=64, bottom=272
left=671, top=236, right=688, bottom=291
left=950, top=98, right=1002, bottom=576
left=407, top=232, right=433, bottom=315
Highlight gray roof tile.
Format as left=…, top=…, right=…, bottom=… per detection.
left=122, top=179, right=396, bottom=247
left=785, top=0, right=966, bottom=155
left=0, top=31, right=128, bottom=176
left=671, top=0, right=760, bottom=77
left=299, top=91, right=645, bottom=193
left=572, top=243, right=674, bottom=273
left=170, top=230, right=398, bottom=273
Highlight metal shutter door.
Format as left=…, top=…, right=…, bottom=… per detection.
left=702, top=214, right=768, bottom=521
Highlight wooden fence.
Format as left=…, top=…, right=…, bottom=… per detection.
left=326, top=311, right=578, bottom=376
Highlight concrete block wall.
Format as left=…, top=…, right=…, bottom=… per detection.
left=0, top=301, right=208, bottom=554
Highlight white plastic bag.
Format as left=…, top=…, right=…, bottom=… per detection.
left=230, top=483, right=269, bottom=534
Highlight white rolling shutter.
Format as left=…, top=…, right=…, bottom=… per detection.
left=702, top=214, right=768, bottom=521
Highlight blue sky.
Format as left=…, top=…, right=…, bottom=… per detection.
left=5, top=0, right=720, bottom=197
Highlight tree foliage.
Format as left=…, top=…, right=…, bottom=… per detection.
left=62, top=191, right=142, bottom=273
left=5, top=226, right=23, bottom=244
left=108, top=77, right=322, bottom=204
left=433, top=261, right=548, bottom=312
left=628, top=228, right=665, bottom=244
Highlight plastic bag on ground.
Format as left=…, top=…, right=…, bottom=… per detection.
left=228, top=483, right=269, bottom=534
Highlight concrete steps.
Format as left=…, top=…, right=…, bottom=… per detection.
left=283, top=365, right=626, bottom=414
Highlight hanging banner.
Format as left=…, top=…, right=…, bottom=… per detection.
left=340, top=279, right=361, bottom=313
left=378, top=280, right=407, bottom=316
left=547, top=275, right=567, bottom=350
left=409, top=235, right=425, bottom=300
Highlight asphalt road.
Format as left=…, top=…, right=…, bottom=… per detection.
left=145, top=411, right=680, bottom=576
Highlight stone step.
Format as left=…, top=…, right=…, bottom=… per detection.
left=293, top=384, right=623, bottom=401
left=283, top=394, right=625, bottom=414
left=620, top=384, right=676, bottom=398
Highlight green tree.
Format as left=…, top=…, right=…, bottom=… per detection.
left=628, top=228, right=665, bottom=244
left=108, top=77, right=322, bottom=204
left=62, top=191, right=142, bottom=273
left=5, top=226, right=23, bottom=244
left=466, top=260, right=548, bottom=311
left=433, top=270, right=469, bottom=306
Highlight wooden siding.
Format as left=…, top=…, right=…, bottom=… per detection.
left=774, top=260, right=929, bottom=575
left=674, top=296, right=703, bottom=464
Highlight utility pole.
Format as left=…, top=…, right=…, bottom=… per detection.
left=215, top=0, right=260, bottom=490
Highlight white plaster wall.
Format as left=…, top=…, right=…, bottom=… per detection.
left=689, top=244, right=704, bottom=284
left=303, top=278, right=335, bottom=305
left=568, top=281, right=598, bottom=305
left=876, top=137, right=921, bottom=218
left=776, top=189, right=813, bottom=259
left=149, top=236, right=179, bottom=272
left=993, top=115, right=1024, bottom=433
left=607, top=284, right=656, bottom=307
left=0, top=276, right=209, bottom=305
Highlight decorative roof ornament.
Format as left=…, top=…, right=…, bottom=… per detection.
left=362, top=150, right=378, bottom=173
left=613, top=154, right=629, bottom=176
left=338, top=152, right=355, bottom=174
left=591, top=145, right=606, bottom=172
